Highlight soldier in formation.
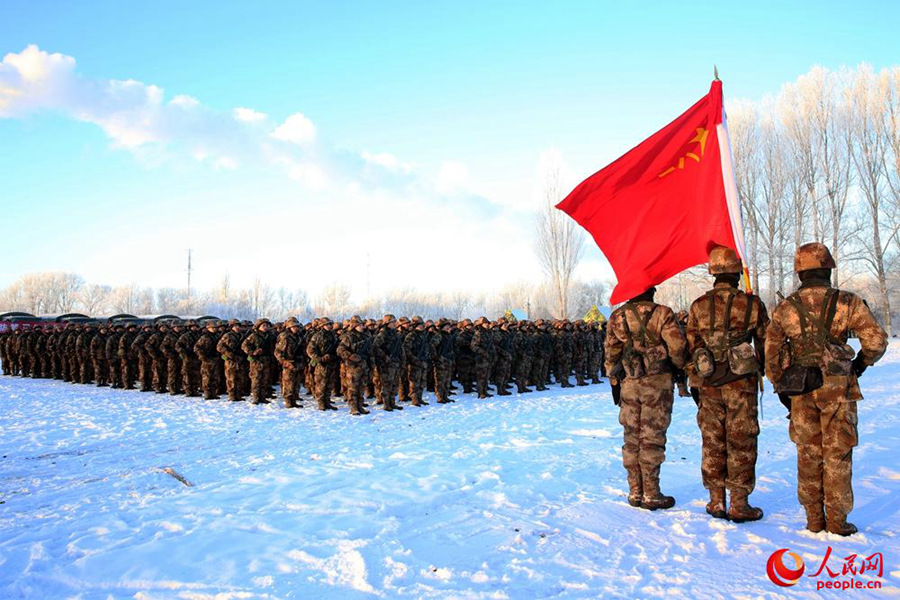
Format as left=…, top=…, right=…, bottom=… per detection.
left=1, top=314, right=608, bottom=415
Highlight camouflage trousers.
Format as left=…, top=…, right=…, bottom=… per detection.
left=405, top=362, right=426, bottom=404
left=313, top=364, right=336, bottom=409
left=530, top=355, right=547, bottom=387
left=789, top=377, right=858, bottom=521
left=588, top=350, right=603, bottom=382
left=619, top=374, right=674, bottom=497
left=696, top=381, right=759, bottom=494
left=224, top=359, right=244, bottom=401
left=433, top=359, right=454, bottom=402
left=514, top=355, right=532, bottom=391
left=344, top=366, right=367, bottom=414
left=138, top=356, right=153, bottom=391
left=166, top=356, right=183, bottom=395
left=554, top=357, right=572, bottom=386
left=121, top=358, right=137, bottom=389
left=79, top=355, right=94, bottom=384
left=281, top=363, right=301, bottom=406
left=474, top=360, right=492, bottom=397
left=182, top=356, right=201, bottom=396
left=573, top=352, right=587, bottom=384
left=151, top=359, right=167, bottom=393
left=373, top=363, right=400, bottom=409
left=249, top=359, right=270, bottom=403
left=494, top=358, right=511, bottom=392
left=107, top=356, right=121, bottom=388
left=200, top=359, right=219, bottom=399
left=456, top=358, right=475, bottom=392
left=92, top=358, right=109, bottom=386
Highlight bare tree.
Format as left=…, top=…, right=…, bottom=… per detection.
left=849, top=65, right=896, bottom=335
left=536, top=153, right=584, bottom=318
left=728, top=100, right=763, bottom=292
left=315, top=283, right=352, bottom=319
left=79, top=284, right=112, bottom=315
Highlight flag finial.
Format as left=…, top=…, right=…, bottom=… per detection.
left=714, top=65, right=720, bottom=81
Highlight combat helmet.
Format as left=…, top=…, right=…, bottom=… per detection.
left=708, top=245, right=742, bottom=275
left=794, top=242, right=836, bottom=273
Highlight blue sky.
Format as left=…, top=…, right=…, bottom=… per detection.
left=2, top=1, right=898, bottom=297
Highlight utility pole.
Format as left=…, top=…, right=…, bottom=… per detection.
left=186, top=249, right=192, bottom=300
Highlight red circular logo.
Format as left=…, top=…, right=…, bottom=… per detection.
left=767, top=548, right=806, bottom=587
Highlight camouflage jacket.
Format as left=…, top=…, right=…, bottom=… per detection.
left=337, top=330, right=373, bottom=368
left=216, top=331, right=244, bottom=361
left=686, top=282, right=769, bottom=382
left=194, top=331, right=220, bottom=361
left=470, top=328, right=494, bottom=361
left=765, top=283, right=887, bottom=400
left=241, top=329, right=273, bottom=362
left=403, top=330, right=429, bottom=365
left=89, top=332, right=107, bottom=360
left=306, top=329, right=339, bottom=367
left=605, top=300, right=688, bottom=379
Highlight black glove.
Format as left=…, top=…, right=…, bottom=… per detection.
left=611, top=383, right=621, bottom=406
left=778, top=393, right=792, bottom=417
left=690, top=387, right=700, bottom=407
left=852, top=353, right=868, bottom=377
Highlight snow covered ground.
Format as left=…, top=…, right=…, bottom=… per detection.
left=1, top=344, right=899, bottom=599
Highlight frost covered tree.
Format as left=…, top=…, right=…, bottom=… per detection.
left=535, top=151, right=584, bottom=319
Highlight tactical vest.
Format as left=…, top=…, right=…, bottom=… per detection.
left=785, top=289, right=855, bottom=376
left=620, top=304, right=669, bottom=379
left=692, top=289, right=759, bottom=386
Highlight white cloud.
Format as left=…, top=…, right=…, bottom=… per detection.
left=233, top=107, right=267, bottom=123
left=170, top=94, right=200, bottom=108
left=270, top=112, right=316, bottom=145
left=361, top=151, right=412, bottom=174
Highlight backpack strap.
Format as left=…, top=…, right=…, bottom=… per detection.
left=823, top=289, right=840, bottom=342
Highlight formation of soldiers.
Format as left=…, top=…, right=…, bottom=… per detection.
left=0, top=314, right=607, bottom=415
left=605, top=242, right=887, bottom=536
left=0, top=242, right=889, bottom=537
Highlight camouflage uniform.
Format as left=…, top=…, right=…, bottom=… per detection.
left=105, top=326, right=123, bottom=388
left=194, top=323, right=222, bottom=399
left=402, top=320, right=430, bottom=406
left=430, top=321, right=457, bottom=403
left=470, top=317, right=495, bottom=398
left=337, top=318, right=373, bottom=415
left=493, top=323, right=514, bottom=396
left=216, top=321, right=246, bottom=401
left=117, top=325, right=139, bottom=389
left=89, top=326, right=110, bottom=386
left=606, top=289, right=688, bottom=510
left=132, top=326, right=154, bottom=391
left=160, top=323, right=185, bottom=395
left=275, top=318, right=304, bottom=408
left=242, top=319, right=274, bottom=404
left=552, top=323, right=574, bottom=387
left=176, top=322, right=201, bottom=397
left=306, top=321, right=340, bottom=411
left=765, top=243, right=887, bottom=535
left=686, top=246, right=769, bottom=522
left=454, top=322, right=476, bottom=393
left=372, top=317, right=405, bottom=411
left=513, top=324, right=534, bottom=394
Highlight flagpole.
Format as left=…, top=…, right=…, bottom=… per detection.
left=715, top=73, right=754, bottom=295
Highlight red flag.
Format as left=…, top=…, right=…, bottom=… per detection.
left=557, top=80, right=746, bottom=304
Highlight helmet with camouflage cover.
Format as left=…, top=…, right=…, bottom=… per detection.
left=255, top=318, right=271, bottom=329
left=285, top=317, right=301, bottom=329
left=708, top=245, right=742, bottom=275
left=794, top=242, right=836, bottom=272
left=228, top=319, right=240, bottom=327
